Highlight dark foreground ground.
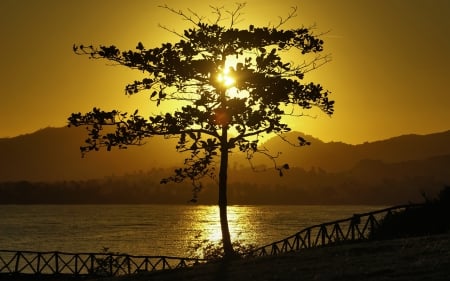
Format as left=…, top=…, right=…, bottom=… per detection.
left=102, top=233, right=450, bottom=281
left=3, top=233, right=449, bottom=281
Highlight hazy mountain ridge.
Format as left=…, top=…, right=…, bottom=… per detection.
left=1, top=127, right=449, bottom=182
left=1, top=127, right=449, bottom=204
left=0, top=126, right=183, bottom=182
left=251, top=130, right=450, bottom=172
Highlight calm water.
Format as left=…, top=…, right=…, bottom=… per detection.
left=0, top=205, right=383, bottom=257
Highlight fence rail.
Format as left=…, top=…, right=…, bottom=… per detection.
left=0, top=203, right=423, bottom=277
left=0, top=250, right=205, bottom=277
left=247, top=204, right=423, bottom=257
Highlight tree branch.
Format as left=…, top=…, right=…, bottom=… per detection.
left=272, top=6, right=298, bottom=29
left=225, top=2, right=246, bottom=28
left=158, top=4, right=201, bottom=26
left=157, top=24, right=188, bottom=40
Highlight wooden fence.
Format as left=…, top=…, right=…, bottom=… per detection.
left=247, top=204, right=423, bottom=257
left=0, top=250, right=204, bottom=277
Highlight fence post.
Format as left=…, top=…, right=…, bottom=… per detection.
left=90, top=254, right=95, bottom=275
left=351, top=214, right=360, bottom=240
left=144, top=257, right=149, bottom=272
left=14, top=252, right=20, bottom=273
left=320, top=225, right=326, bottom=246
left=127, top=255, right=131, bottom=275
left=369, top=214, right=377, bottom=237
left=74, top=254, right=78, bottom=275
left=109, top=254, right=113, bottom=276
left=36, top=253, right=41, bottom=274
left=55, top=252, right=59, bottom=274
left=308, top=230, right=312, bottom=248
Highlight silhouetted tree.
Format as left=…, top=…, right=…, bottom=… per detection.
left=68, top=4, right=333, bottom=258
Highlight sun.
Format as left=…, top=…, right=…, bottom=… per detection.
left=215, top=56, right=249, bottom=99
left=216, top=67, right=236, bottom=88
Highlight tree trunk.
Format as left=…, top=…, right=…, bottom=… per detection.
left=219, top=125, right=234, bottom=258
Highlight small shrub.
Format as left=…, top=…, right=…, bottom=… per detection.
left=188, top=233, right=257, bottom=261
left=89, top=247, right=125, bottom=276
left=370, top=186, right=450, bottom=240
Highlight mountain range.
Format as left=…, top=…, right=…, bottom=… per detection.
left=1, top=127, right=449, bottom=204
left=1, top=126, right=450, bottom=182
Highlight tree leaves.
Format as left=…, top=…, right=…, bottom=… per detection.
left=298, top=136, right=311, bottom=146
left=70, top=4, right=333, bottom=188
left=136, top=42, right=145, bottom=51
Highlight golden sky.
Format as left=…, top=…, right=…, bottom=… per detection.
left=0, top=0, right=449, bottom=144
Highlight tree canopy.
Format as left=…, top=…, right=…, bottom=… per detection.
left=68, top=4, right=334, bottom=257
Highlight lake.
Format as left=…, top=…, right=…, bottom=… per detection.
left=0, top=205, right=384, bottom=257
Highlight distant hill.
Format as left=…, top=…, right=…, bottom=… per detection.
left=0, top=126, right=183, bottom=181
left=1, top=127, right=450, bottom=204
left=259, top=130, right=450, bottom=172
left=1, top=127, right=450, bottom=182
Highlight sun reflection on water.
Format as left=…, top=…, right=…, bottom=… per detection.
left=188, top=205, right=256, bottom=245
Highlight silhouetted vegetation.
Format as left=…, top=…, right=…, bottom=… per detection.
left=188, top=233, right=257, bottom=261
left=370, top=186, right=450, bottom=240
left=90, top=248, right=126, bottom=277
left=0, top=168, right=445, bottom=205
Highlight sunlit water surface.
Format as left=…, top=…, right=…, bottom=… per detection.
left=0, top=205, right=383, bottom=257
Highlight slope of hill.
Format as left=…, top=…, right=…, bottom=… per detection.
left=0, top=127, right=183, bottom=181
left=259, top=130, right=450, bottom=172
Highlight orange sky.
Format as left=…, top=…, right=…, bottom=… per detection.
left=0, top=0, right=449, bottom=144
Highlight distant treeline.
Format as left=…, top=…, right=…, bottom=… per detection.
left=1, top=164, right=447, bottom=205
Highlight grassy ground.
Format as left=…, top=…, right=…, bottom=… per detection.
left=97, top=233, right=450, bottom=281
